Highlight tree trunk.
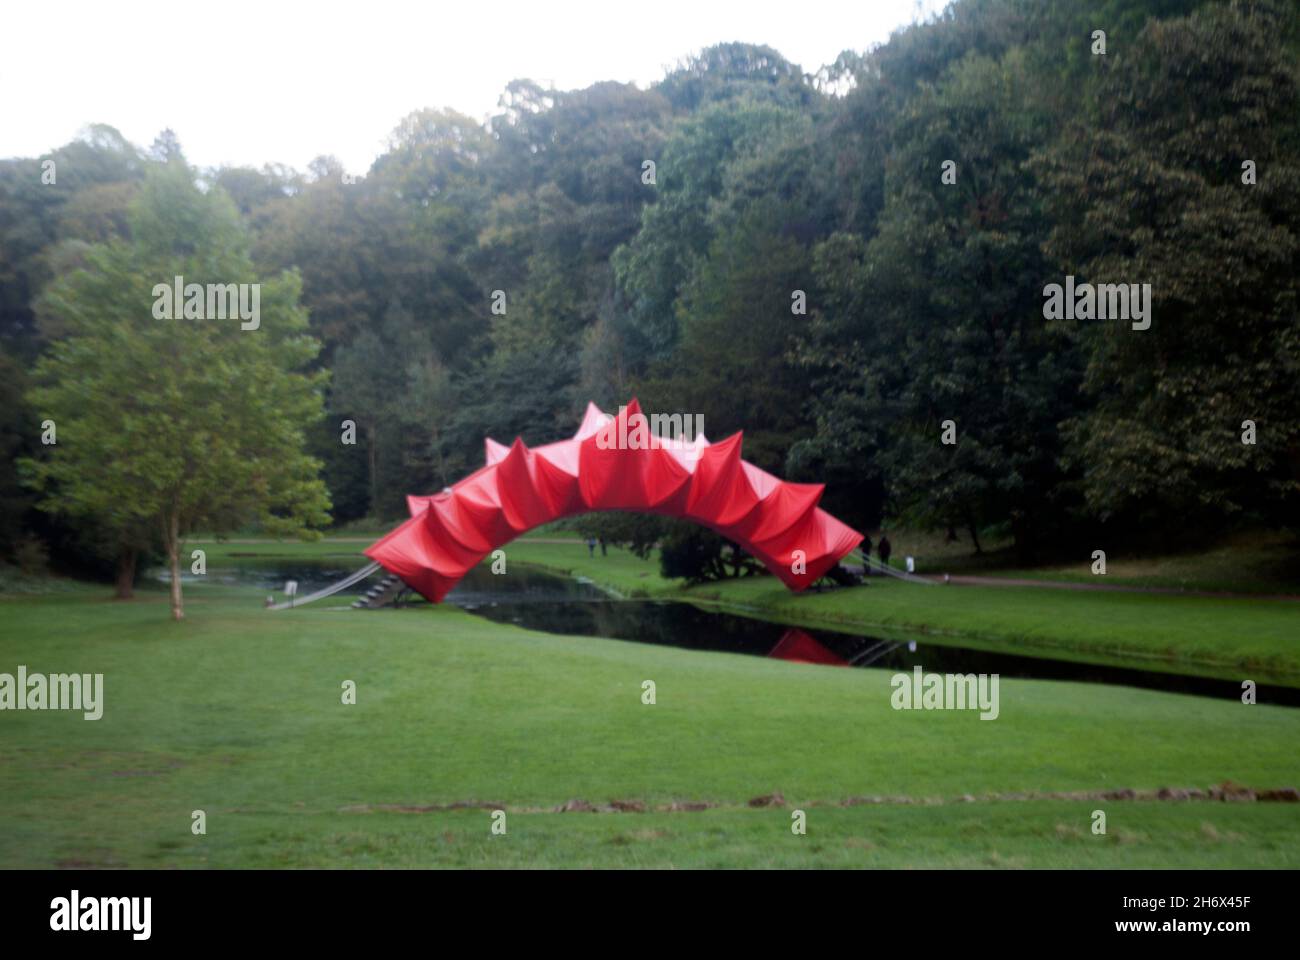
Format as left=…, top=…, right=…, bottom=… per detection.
left=165, top=512, right=183, bottom=621
left=967, top=517, right=983, bottom=554
left=114, top=547, right=137, bottom=600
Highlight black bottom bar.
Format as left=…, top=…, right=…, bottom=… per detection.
left=1, top=869, right=1289, bottom=946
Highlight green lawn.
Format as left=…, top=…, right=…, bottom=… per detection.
left=190, top=535, right=1300, bottom=683
left=493, top=541, right=1300, bottom=685
left=870, top=528, right=1300, bottom=595
left=1, top=574, right=1298, bottom=868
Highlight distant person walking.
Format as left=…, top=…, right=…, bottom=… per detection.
left=878, top=534, right=892, bottom=569
left=599, top=537, right=607, bottom=556
left=586, top=536, right=597, bottom=557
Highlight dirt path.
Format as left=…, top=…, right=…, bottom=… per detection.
left=923, top=573, right=1300, bottom=602
left=339, top=781, right=1299, bottom=815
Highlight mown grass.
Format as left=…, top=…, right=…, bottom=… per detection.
left=48, top=804, right=1300, bottom=870
left=1, top=574, right=1298, bottom=868
left=879, top=528, right=1300, bottom=595
left=189, top=535, right=1300, bottom=683
left=492, top=541, right=1300, bottom=684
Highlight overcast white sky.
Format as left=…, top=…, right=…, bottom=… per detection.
left=2, top=0, right=945, bottom=173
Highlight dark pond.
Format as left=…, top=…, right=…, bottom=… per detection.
left=209, top=558, right=1300, bottom=705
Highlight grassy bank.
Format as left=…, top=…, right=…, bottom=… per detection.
left=2, top=575, right=1299, bottom=868
left=871, top=528, right=1300, bottom=596
left=496, top=541, right=1300, bottom=685
left=189, top=535, right=1300, bottom=684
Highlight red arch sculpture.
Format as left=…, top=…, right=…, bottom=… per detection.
left=365, top=399, right=864, bottom=602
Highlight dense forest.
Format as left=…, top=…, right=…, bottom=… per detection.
left=3, top=0, right=1298, bottom=584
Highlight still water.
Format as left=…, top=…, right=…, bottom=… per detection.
left=213, top=557, right=1300, bottom=705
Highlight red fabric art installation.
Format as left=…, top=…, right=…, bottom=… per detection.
left=365, top=400, right=863, bottom=602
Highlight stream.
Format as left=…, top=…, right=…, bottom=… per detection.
left=194, top=556, right=1300, bottom=705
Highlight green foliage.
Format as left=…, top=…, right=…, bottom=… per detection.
left=1035, top=0, right=1300, bottom=528
left=657, top=43, right=815, bottom=112
left=571, top=512, right=667, bottom=557
left=20, top=160, right=331, bottom=615
left=797, top=49, right=1081, bottom=555
left=658, top=522, right=757, bottom=584
left=0, top=349, right=35, bottom=555
left=3, top=3, right=1298, bottom=572
left=0, top=124, right=143, bottom=351
left=611, top=98, right=805, bottom=365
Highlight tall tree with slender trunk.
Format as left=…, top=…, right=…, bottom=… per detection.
left=22, top=158, right=331, bottom=619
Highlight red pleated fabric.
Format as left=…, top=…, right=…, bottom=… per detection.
left=365, top=400, right=864, bottom=602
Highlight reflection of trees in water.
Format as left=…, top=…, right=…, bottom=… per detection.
left=301, top=561, right=1297, bottom=705
left=575, top=599, right=786, bottom=655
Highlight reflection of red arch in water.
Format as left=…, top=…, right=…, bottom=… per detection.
left=768, top=628, right=849, bottom=667
left=365, top=399, right=864, bottom=603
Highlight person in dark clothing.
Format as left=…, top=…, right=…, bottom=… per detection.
left=599, top=537, right=607, bottom=556
left=878, top=534, right=892, bottom=568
